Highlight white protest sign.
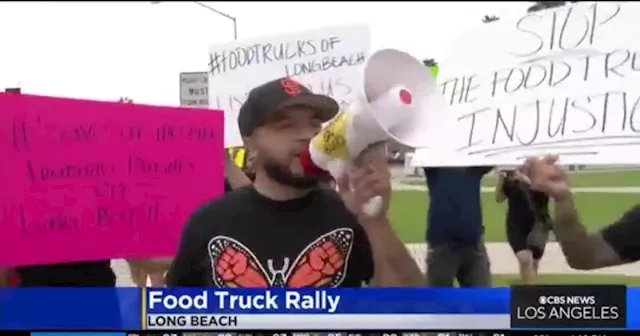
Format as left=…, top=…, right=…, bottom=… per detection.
left=412, top=2, right=640, bottom=167
left=179, top=72, right=209, bottom=107
left=208, top=25, right=370, bottom=147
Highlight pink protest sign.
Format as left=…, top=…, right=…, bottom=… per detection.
left=0, top=94, right=224, bottom=267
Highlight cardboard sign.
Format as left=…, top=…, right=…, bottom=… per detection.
left=0, top=94, right=224, bottom=267
left=179, top=72, right=209, bottom=107
left=208, top=25, right=370, bottom=147
left=412, top=2, right=640, bottom=167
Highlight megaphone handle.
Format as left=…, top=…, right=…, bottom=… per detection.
left=362, top=195, right=384, bottom=217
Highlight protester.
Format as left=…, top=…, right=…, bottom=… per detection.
left=167, top=77, right=424, bottom=288
left=423, top=166, right=494, bottom=287
left=495, top=168, right=551, bottom=284
left=525, top=155, right=640, bottom=269
left=16, top=260, right=116, bottom=286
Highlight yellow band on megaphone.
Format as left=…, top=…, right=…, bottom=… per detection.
left=311, top=112, right=350, bottom=161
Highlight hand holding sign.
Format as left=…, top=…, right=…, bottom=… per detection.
left=127, top=258, right=172, bottom=287
left=524, top=155, right=571, bottom=201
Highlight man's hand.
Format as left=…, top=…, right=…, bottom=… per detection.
left=524, top=155, right=570, bottom=200
left=337, top=143, right=391, bottom=222
left=127, top=259, right=172, bottom=287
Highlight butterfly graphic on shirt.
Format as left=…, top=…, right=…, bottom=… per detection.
left=207, top=228, right=355, bottom=288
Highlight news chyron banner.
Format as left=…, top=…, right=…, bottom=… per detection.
left=510, top=285, right=627, bottom=329
left=144, top=288, right=509, bottom=330
left=3, top=287, right=640, bottom=330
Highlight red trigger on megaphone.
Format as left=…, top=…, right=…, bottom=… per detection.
left=299, top=150, right=334, bottom=182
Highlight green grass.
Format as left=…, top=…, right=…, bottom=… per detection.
left=389, top=190, right=639, bottom=243
left=482, top=170, right=640, bottom=187
left=493, top=274, right=640, bottom=286
left=403, top=170, right=640, bottom=188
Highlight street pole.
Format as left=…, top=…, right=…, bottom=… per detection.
left=151, top=1, right=237, bottom=40
left=193, top=1, right=237, bottom=40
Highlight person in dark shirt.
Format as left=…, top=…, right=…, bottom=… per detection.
left=423, top=167, right=493, bottom=287
left=16, top=261, right=116, bottom=286
left=525, top=155, right=640, bottom=269
left=495, top=168, right=551, bottom=284
left=167, top=77, right=424, bottom=288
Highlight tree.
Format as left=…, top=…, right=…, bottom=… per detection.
left=118, top=97, right=133, bottom=103
left=527, top=1, right=576, bottom=13
left=482, top=15, right=500, bottom=23
left=422, top=58, right=437, bottom=67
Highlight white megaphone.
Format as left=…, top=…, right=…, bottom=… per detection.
left=308, top=48, right=445, bottom=216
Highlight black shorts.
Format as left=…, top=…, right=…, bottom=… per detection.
left=506, top=221, right=548, bottom=260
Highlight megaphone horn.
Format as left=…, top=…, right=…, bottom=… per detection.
left=308, top=48, right=444, bottom=215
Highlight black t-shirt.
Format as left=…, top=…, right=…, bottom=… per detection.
left=224, top=172, right=256, bottom=193
left=502, top=177, right=550, bottom=227
left=602, top=205, right=640, bottom=262
left=167, top=186, right=373, bottom=288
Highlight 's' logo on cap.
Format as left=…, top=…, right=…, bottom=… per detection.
left=280, top=78, right=303, bottom=96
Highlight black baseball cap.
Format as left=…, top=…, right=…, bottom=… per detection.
left=238, top=77, right=340, bottom=136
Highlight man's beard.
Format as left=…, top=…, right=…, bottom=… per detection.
left=263, top=158, right=320, bottom=190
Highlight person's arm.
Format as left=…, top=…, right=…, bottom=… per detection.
left=225, top=155, right=252, bottom=190
left=552, top=195, right=640, bottom=270
left=363, top=217, right=424, bottom=287
left=495, top=174, right=507, bottom=203
left=0, top=269, right=9, bottom=287
left=166, top=207, right=213, bottom=287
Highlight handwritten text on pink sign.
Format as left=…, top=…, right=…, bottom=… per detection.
left=0, top=94, right=224, bottom=267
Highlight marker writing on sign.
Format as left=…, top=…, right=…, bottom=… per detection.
left=456, top=90, right=640, bottom=158
left=3, top=115, right=221, bottom=237
left=511, top=2, right=621, bottom=60
left=441, top=48, right=640, bottom=107
left=15, top=201, right=162, bottom=236
left=10, top=118, right=220, bottom=151
left=212, top=76, right=353, bottom=113
left=209, top=36, right=342, bottom=76
left=24, top=156, right=197, bottom=184
left=284, top=52, right=366, bottom=77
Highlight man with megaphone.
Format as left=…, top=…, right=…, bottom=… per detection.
left=167, top=76, right=424, bottom=288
